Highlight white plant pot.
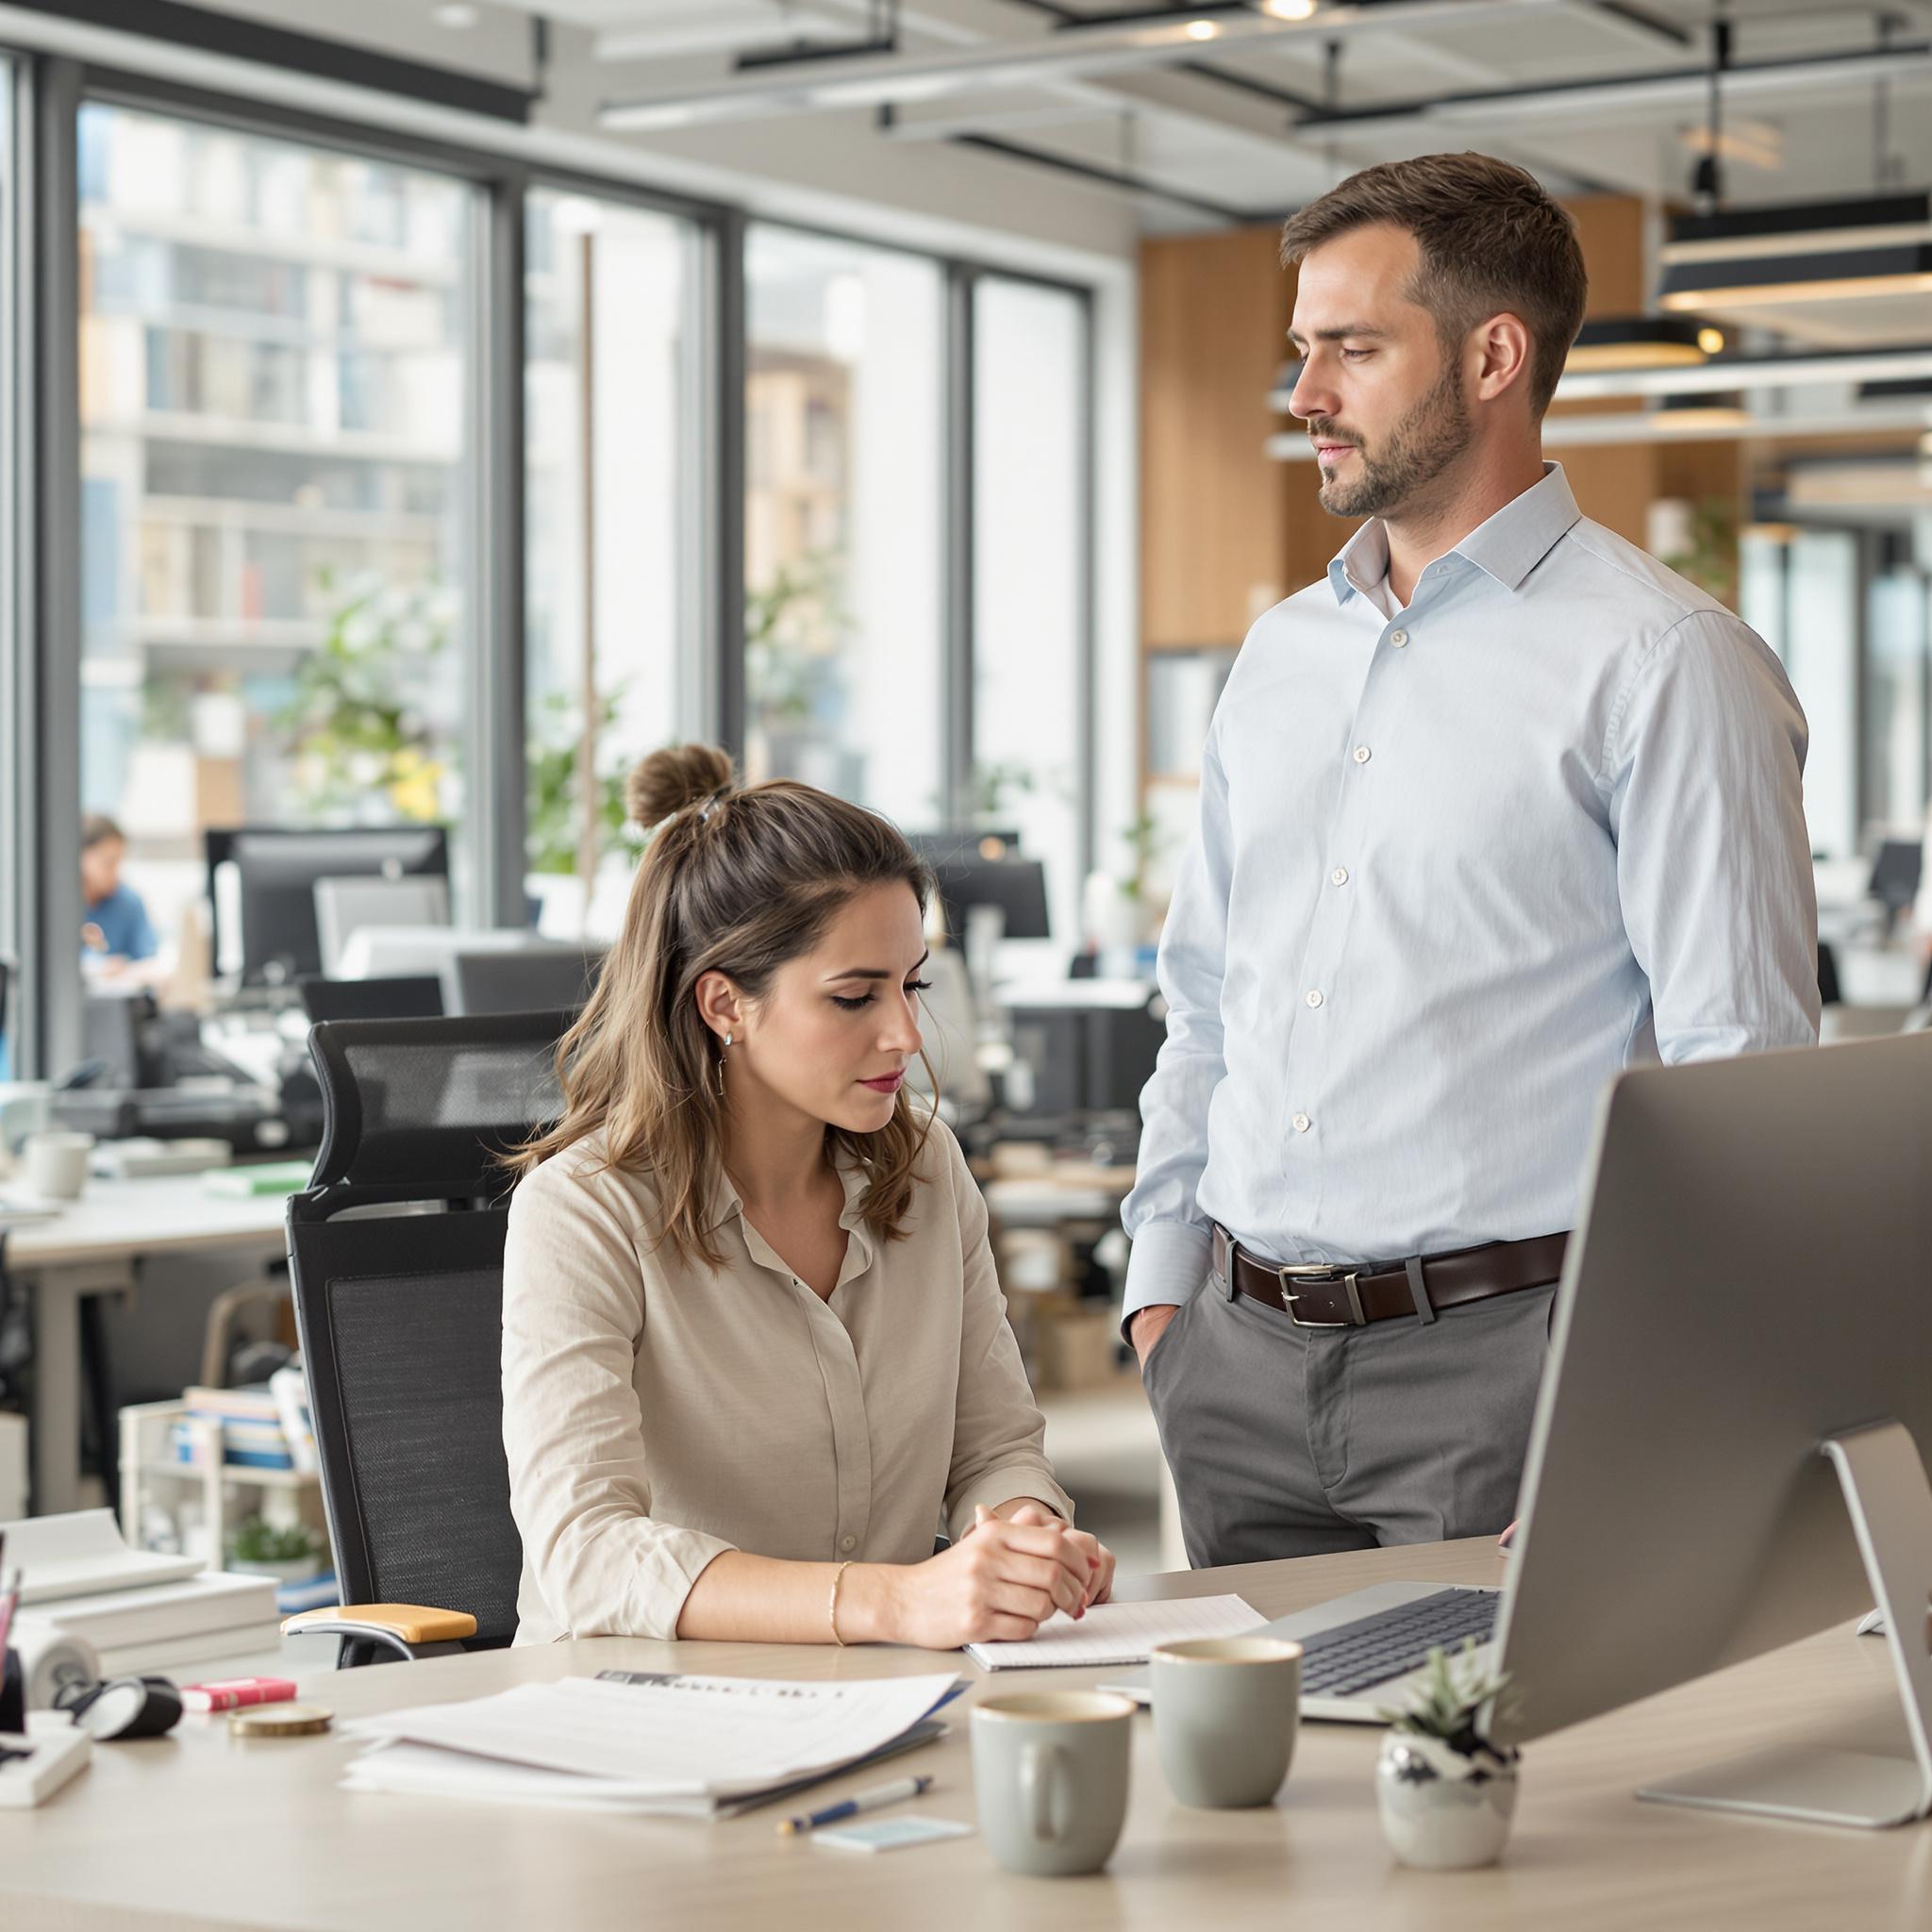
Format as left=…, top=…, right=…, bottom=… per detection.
left=1374, top=1730, right=1519, bottom=1870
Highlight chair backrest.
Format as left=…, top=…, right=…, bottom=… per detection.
left=287, top=1012, right=568, bottom=1652
left=296, top=974, right=445, bottom=1024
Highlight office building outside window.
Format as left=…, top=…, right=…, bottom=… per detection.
left=76, top=103, right=474, bottom=975
left=525, top=187, right=695, bottom=941
left=973, top=275, right=1086, bottom=944
left=744, top=225, right=943, bottom=829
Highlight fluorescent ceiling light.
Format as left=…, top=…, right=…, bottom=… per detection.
left=600, top=0, right=1548, bottom=134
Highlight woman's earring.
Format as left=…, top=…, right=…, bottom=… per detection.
left=717, top=1033, right=731, bottom=1098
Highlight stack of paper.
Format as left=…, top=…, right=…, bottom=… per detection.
left=3, top=1509, right=280, bottom=1675
left=341, top=1672, right=964, bottom=1818
left=963, top=1594, right=1263, bottom=1670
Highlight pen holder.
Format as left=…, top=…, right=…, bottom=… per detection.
left=0, top=1649, right=24, bottom=1733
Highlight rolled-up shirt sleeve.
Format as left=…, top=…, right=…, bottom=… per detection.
left=1607, top=608, right=1820, bottom=1061
left=940, top=1133, right=1074, bottom=1542
left=501, top=1160, right=735, bottom=1640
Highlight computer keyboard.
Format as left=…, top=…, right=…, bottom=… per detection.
left=1298, top=1588, right=1500, bottom=1697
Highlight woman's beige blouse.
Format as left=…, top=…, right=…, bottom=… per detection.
left=501, top=1118, right=1074, bottom=1643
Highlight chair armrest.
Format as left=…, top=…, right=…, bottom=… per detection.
left=281, top=1604, right=478, bottom=1661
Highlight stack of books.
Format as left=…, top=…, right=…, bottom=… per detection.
left=170, top=1374, right=319, bottom=1475
left=172, top=1387, right=291, bottom=1471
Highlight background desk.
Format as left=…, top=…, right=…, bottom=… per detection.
left=4, top=1175, right=291, bottom=1513
left=2, top=1538, right=1925, bottom=1931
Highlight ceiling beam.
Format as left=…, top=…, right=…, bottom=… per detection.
left=600, top=0, right=1568, bottom=131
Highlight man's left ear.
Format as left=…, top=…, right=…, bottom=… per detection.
left=1473, top=312, right=1534, bottom=404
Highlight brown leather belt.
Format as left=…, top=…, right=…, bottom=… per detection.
left=1212, top=1224, right=1568, bottom=1329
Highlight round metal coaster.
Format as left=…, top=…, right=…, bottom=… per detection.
left=229, top=1703, right=334, bottom=1738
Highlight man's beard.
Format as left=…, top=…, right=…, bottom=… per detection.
left=1311, top=358, right=1471, bottom=520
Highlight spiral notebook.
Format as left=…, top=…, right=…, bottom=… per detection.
left=963, top=1594, right=1263, bottom=1670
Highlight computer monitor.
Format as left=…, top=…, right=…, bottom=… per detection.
left=448, top=946, right=605, bottom=1017
left=313, top=874, right=451, bottom=977
left=1491, top=1032, right=1932, bottom=1826
left=296, top=974, right=445, bottom=1024
left=1868, top=839, right=1923, bottom=917
left=924, top=855, right=1052, bottom=944
left=207, top=826, right=449, bottom=985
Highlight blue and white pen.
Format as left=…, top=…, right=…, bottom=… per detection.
left=777, top=1774, right=935, bottom=1836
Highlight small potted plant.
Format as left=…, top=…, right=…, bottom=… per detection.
left=1374, top=1641, right=1522, bottom=1869
left=228, top=1518, right=323, bottom=1587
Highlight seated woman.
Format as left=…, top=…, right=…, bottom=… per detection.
left=502, top=743, right=1114, bottom=1648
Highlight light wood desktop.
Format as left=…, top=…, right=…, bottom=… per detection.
left=2, top=1538, right=1925, bottom=1931
left=3, top=1174, right=291, bottom=1513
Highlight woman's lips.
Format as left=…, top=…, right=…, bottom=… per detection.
left=859, top=1072, right=905, bottom=1094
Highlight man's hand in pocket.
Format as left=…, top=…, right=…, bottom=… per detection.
left=1129, top=1304, right=1181, bottom=1372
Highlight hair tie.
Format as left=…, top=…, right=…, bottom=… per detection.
left=698, top=788, right=731, bottom=823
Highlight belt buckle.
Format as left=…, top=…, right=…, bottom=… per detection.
left=1277, top=1262, right=1365, bottom=1328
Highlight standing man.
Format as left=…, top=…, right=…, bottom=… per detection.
left=1124, top=154, right=1818, bottom=1567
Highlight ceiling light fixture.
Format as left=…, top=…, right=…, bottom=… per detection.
left=1565, top=314, right=1715, bottom=373
left=1262, top=0, right=1321, bottom=18
left=1185, top=20, right=1221, bottom=41
left=1657, top=192, right=1932, bottom=340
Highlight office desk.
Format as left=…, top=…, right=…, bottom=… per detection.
left=3, top=1538, right=1925, bottom=1931
left=3, top=1175, right=291, bottom=1513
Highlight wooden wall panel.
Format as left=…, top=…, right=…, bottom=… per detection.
left=1140, top=225, right=1293, bottom=649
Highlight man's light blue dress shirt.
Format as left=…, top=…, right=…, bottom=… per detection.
left=1122, top=464, right=1820, bottom=1322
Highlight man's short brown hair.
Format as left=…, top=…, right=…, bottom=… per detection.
left=1279, top=153, right=1587, bottom=417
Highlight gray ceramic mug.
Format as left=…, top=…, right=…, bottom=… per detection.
left=970, top=1690, right=1135, bottom=1876
left=1149, top=1636, right=1302, bottom=1807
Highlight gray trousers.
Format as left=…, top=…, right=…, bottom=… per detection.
left=1142, top=1260, right=1556, bottom=1569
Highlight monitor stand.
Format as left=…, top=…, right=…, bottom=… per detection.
left=1639, top=1420, right=1932, bottom=1829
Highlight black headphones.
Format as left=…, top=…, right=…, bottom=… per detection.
left=54, top=1674, right=183, bottom=1740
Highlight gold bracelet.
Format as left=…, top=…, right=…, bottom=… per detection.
left=828, top=1559, right=854, bottom=1647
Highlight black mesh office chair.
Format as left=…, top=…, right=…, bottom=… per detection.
left=283, top=1011, right=567, bottom=1666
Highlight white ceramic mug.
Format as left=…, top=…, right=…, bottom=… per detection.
left=23, top=1131, right=94, bottom=1201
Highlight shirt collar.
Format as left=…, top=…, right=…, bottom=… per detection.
left=709, top=1141, right=878, bottom=1274
left=1324, top=460, right=1581, bottom=606
left=1326, top=518, right=1392, bottom=608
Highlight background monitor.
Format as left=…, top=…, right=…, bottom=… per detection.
left=924, top=855, right=1052, bottom=943
left=448, top=946, right=605, bottom=1017
left=208, top=825, right=449, bottom=985
left=313, top=874, right=451, bottom=977
left=1867, top=838, right=1923, bottom=917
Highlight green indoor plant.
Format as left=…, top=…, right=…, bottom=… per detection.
left=228, top=1516, right=323, bottom=1583
left=1374, top=1641, right=1523, bottom=1869
left=277, top=574, right=457, bottom=823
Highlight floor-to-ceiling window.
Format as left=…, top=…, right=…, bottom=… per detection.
left=743, top=225, right=943, bottom=829
left=525, top=185, right=696, bottom=941
left=76, top=102, right=475, bottom=979
left=972, top=274, right=1087, bottom=943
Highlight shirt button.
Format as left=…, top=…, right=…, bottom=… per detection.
left=1353, top=744, right=1372, bottom=765
left=840, top=1535, right=857, bottom=1553
left=1292, top=1112, right=1312, bottom=1133
left=1330, top=866, right=1349, bottom=887
left=1389, top=628, right=1407, bottom=647
left=1305, top=990, right=1324, bottom=1008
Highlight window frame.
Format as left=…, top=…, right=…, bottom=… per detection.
left=3, top=48, right=1101, bottom=1074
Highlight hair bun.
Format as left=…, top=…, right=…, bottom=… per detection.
left=626, top=743, right=737, bottom=828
